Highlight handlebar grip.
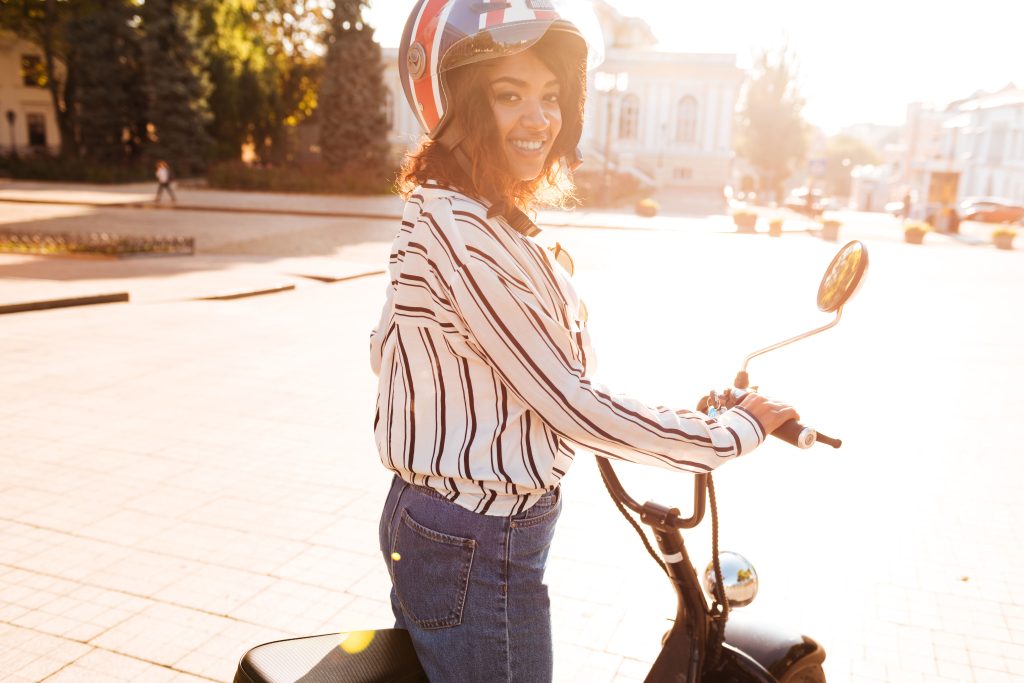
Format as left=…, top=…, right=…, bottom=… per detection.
left=771, top=419, right=817, bottom=449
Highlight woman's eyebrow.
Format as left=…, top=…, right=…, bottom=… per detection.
left=490, top=76, right=560, bottom=88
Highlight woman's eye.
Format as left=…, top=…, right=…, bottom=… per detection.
left=544, top=93, right=561, bottom=104
left=495, top=92, right=520, bottom=103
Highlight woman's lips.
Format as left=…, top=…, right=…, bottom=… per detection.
left=509, top=138, right=548, bottom=157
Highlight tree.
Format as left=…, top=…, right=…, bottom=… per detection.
left=824, top=134, right=882, bottom=198
left=139, top=0, right=212, bottom=175
left=67, top=0, right=148, bottom=165
left=735, top=45, right=808, bottom=203
left=317, top=0, right=389, bottom=176
left=0, top=0, right=80, bottom=157
left=197, top=0, right=327, bottom=164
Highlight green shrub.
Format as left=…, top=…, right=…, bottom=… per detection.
left=0, top=154, right=152, bottom=183
left=205, top=161, right=395, bottom=195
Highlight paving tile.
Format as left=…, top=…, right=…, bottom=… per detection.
left=0, top=624, right=91, bottom=682
left=973, top=670, right=1013, bottom=683
left=345, top=565, right=393, bottom=601
left=1005, top=657, right=1024, bottom=676
left=968, top=649, right=1008, bottom=672
left=898, top=652, right=938, bottom=676
left=39, top=649, right=207, bottom=683
left=326, top=595, right=394, bottom=633
left=935, top=644, right=970, bottom=665
left=228, top=579, right=353, bottom=634
left=89, top=602, right=234, bottom=668
left=270, top=543, right=377, bottom=591
left=614, top=657, right=651, bottom=681
left=936, top=658, right=974, bottom=681
left=151, top=564, right=274, bottom=615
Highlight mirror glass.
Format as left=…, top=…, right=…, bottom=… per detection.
left=817, top=240, right=869, bottom=313
left=703, top=551, right=758, bottom=608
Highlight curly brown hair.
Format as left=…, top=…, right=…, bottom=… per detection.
left=396, top=30, right=586, bottom=214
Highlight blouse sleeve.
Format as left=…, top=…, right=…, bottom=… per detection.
left=444, top=246, right=765, bottom=473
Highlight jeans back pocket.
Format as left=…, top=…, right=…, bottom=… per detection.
left=392, top=509, right=476, bottom=629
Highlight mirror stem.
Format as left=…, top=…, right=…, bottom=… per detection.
left=740, top=307, right=843, bottom=374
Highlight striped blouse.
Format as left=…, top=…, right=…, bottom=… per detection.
left=370, top=184, right=765, bottom=516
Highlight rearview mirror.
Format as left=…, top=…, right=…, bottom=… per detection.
left=817, top=240, right=869, bottom=313
left=703, top=551, right=759, bottom=608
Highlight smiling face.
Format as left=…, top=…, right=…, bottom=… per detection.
left=487, top=49, right=563, bottom=182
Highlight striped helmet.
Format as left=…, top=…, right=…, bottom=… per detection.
left=399, top=0, right=603, bottom=143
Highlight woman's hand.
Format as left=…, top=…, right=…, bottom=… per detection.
left=737, top=393, right=800, bottom=436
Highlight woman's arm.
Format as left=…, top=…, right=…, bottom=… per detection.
left=445, top=252, right=768, bottom=473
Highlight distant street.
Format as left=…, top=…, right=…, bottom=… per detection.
left=1, top=185, right=1022, bottom=682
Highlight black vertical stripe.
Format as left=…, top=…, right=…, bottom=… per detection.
left=444, top=337, right=470, bottom=481
left=395, top=328, right=416, bottom=471
left=385, top=363, right=398, bottom=469
left=493, top=380, right=511, bottom=484
left=422, top=329, right=447, bottom=476
left=523, top=411, right=543, bottom=487
left=463, top=357, right=477, bottom=481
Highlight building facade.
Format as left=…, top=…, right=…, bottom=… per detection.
left=583, top=49, right=743, bottom=191
left=886, top=85, right=1024, bottom=218
left=947, top=85, right=1024, bottom=203
left=0, top=30, right=61, bottom=156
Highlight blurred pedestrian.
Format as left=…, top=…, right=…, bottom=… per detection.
left=155, top=160, right=176, bottom=203
left=902, top=190, right=912, bottom=220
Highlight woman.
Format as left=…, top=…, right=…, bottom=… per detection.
left=372, top=2, right=799, bottom=681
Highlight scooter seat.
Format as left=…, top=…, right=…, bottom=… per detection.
left=234, top=629, right=427, bottom=683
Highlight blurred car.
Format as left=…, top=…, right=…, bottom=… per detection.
left=958, top=197, right=1024, bottom=224
left=885, top=200, right=905, bottom=216
left=783, top=188, right=828, bottom=216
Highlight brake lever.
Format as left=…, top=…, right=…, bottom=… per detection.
left=814, top=432, right=842, bottom=448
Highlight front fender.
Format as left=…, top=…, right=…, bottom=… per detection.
left=723, top=612, right=825, bottom=681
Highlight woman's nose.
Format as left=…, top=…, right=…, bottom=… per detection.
left=520, top=100, right=550, bottom=130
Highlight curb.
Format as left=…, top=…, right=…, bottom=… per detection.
left=0, top=292, right=130, bottom=315
left=1, top=196, right=715, bottom=232
left=291, top=269, right=386, bottom=283
left=195, top=284, right=297, bottom=301
left=0, top=196, right=403, bottom=221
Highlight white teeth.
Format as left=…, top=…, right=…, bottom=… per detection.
left=511, top=139, right=544, bottom=152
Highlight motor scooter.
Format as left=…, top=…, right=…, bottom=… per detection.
left=233, top=240, right=869, bottom=683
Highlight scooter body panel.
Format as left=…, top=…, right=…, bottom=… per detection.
left=723, top=613, right=825, bottom=681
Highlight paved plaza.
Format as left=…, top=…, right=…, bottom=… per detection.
left=1, top=181, right=1023, bottom=682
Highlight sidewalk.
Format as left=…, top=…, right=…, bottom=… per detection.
left=2, top=182, right=1023, bottom=683
left=0, top=179, right=762, bottom=234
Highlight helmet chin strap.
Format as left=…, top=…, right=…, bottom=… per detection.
left=436, top=122, right=543, bottom=238
left=565, top=147, right=583, bottom=173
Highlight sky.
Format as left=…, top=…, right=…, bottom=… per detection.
left=365, top=0, right=1023, bottom=135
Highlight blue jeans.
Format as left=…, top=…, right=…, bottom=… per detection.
left=378, top=476, right=562, bottom=682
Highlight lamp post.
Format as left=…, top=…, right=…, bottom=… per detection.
left=5, top=110, right=16, bottom=159
left=594, top=71, right=628, bottom=206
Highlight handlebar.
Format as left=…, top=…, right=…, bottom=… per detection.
left=701, top=391, right=842, bottom=450
left=772, top=419, right=842, bottom=449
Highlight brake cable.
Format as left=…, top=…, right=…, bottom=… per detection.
left=706, top=474, right=729, bottom=665
left=597, top=461, right=668, bottom=577
left=598, top=464, right=731, bottom=666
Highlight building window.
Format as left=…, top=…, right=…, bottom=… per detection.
left=618, top=93, right=639, bottom=140
left=27, top=114, right=46, bottom=147
left=988, top=123, right=1007, bottom=165
left=383, top=89, right=394, bottom=131
left=21, top=55, right=47, bottom=88
left=677, top=96, right=698, bottom=144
